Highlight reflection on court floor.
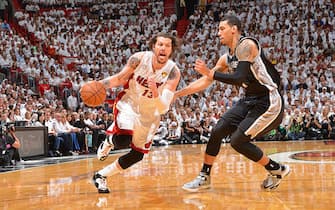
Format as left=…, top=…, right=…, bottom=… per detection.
left=0, top=140, right=334, bottom=210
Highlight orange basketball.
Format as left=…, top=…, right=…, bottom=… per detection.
left=80, top=81, right=106, bottom=107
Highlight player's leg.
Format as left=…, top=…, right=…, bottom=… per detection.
left=93, top=148, right=144, bottom=193
left=183, top=103, right=248, bottom=192
left=97, top=107, right=134, bottom=161
left=97, top=132, right=133, bottom=161
left=231, top=95, right=289, bottom=190
left=230, top=128, right=290, bottom=190
left=93, top=116, right=155, bottom=193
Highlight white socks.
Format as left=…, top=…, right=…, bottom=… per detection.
left=99, top=159, right=123, bottom=177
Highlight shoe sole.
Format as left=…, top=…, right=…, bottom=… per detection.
left=182, top=185, right=211, bottom=192
left=98, top=189, right=110, bottom=193
left=262, top=165, right=291, bottom=191
left=99, top=155, right=108, bottom=161
left=97, top=142, right=110, bottom=161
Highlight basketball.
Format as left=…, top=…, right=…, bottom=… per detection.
left=80, top=81, right=106, bottom=107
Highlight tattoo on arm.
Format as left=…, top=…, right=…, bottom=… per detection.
left=236, top=40, right=256, bottom=61
left=168, top=67, right=178, bottom=80
left=128, top=56, right=140, bottom=69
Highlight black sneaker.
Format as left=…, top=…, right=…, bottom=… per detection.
left=92, top=172, right=110, bottom=193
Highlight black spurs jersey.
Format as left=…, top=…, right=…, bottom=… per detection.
left=226, top=37, right=282, bottom=97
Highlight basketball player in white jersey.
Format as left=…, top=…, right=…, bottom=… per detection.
left=91, top=33, right=181, bottom=193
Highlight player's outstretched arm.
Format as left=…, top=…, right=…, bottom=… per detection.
left=149, top=66, right=181, bottom=114
left=175, top=54, right=228, bottom=98
left=99, top=52, right=144, bottom=89
left=162, top=66, right=181, bottom=93
left=194, top=40, right=258, bottom=86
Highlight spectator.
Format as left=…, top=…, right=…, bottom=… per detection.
left=200, top=117, right=212, bottom=143
left=320, top=105, right=332, bottom=139
left=329, top=112, right=335, bottom=139
left=0, top=19, right=10, bottom=31
left=182, top=111, right=201, bottom=144
left=71, top=112, right=89, bottom=154
left=84, top=111, right=103, bottom=152
left=305, top=113, right=322, bottom=140
left=0, top=1, right=8, bottom=20
left=53, top=112, right=75, bottom=155
left=0, top=124, right=21, bottom=166
left=67, top=90, right=79, bottom=111
left=153, top=121, right=168, bottom=146
left=166, top=114, right=182, bottom=144
left=286, top=114, right=305, bottom=140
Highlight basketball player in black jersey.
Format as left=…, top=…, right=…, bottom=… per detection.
left=175, top=15, right=290, bottom=191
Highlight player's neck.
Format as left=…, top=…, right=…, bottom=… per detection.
left=229, top=34, right=241, bottom=55
left=152, top=57, right=166, bottom=72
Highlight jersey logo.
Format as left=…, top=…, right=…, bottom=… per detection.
left=229, top=61, right=239, bottom=69
left=136, top=75, right=163, bottom=88
left=136, top=75, right=164, bottom=98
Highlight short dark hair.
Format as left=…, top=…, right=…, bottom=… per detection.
left=222, top=15, right=242, bottom=32
left=149, top=32, right=179, bottom=58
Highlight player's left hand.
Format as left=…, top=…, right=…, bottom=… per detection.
left=194, top=59, right=211, bottom=78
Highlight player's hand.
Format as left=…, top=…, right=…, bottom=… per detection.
left=148, top=76, right=159, bottom=98
left=172, top=92, right=178, bottom=103
left=194, top=59, right=212, bottom=78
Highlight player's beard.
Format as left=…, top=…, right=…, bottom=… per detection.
left=157, top=58, right=166, bottom=64
left=156, top=55, right=167, bottom=65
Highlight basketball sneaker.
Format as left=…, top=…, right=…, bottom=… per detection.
left=92, top=172, right=110, bottom=193
left=261, top=164, right=290, bottom=190
left=97, top=137, right=114, bottom=161
left=182, top=172, right=211, bottom=192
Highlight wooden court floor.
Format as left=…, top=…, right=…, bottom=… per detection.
left=0, top=140, right=334, bottom=210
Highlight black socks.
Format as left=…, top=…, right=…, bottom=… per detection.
left=201, top=163, right=212, bottom=175
left=265, top=159, right=281, bottom=171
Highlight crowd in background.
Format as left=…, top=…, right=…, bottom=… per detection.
left=0, top=0, right=334, bottom=157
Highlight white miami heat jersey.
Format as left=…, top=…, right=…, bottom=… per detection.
left=116, top=51, right=178, bottom=117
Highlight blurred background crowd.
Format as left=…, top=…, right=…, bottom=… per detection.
left=0, top=0, right=334, bottom=157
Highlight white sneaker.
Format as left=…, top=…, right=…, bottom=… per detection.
left=182, top=172, right=211, bottom=192
left=97, top=137, right=114, bottom=161
left=261, top=164, right=290, bottom=190
left=92, top=172, right=110, bottom=193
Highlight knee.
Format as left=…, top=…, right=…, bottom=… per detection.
left=230, top=129, right=249, bottom=150
left=209, top=127, right=222, bottom=141
left=205, top=120, right=231, bottom=156
left=118, top=149, right=144, bottom=169
left=209, top=120, right=230, bottom=142
left=230, top=138, right=239, bottom=151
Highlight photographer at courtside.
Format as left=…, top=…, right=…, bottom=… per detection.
left=0, top=123, right=21, bottom=166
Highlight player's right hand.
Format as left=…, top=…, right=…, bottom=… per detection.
left=148, top=76, right=159, bottom=98
left=195, top=59, right=211, bottom=77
